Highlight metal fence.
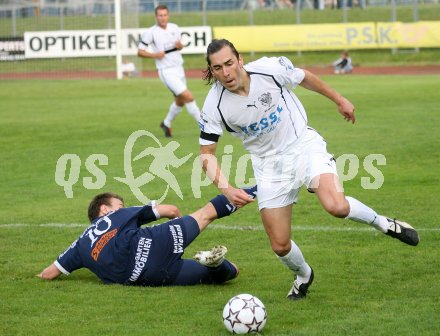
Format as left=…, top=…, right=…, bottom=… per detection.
left=2, top=0, right=440, bottom=36
left=1, top=0, right=439, bottom=28
left=0, top=0, right=439, bottom=79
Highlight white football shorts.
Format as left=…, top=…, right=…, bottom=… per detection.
left=158, top=65, right=187, bottom=96
left=252, top=127, right=339, bottom=210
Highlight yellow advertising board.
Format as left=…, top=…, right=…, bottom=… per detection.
left=214, top=23, right=378, bottom=52
left=213, top=21, right=440, bottom=52
left=376, top=21, right=440, bottom=48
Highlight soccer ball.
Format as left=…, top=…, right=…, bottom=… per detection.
left=222, top=294, right=267, bottom=334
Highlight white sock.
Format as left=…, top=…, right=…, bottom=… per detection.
left=185, top=100, right=201, bottom=123
left=277, top=240, right=311, bottom=282
left=345, top=196, right=389, bottom=233
left=164, top=102, right=182, bottom=127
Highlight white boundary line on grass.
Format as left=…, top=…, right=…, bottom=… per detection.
left=0, top=223, right=439, bottom=232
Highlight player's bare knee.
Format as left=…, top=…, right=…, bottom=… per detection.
left=325, top=200, right=350, bottom=218
left=271, top=243, right=291, bottom=257
left=183, top=96, right=194, bottom=104
left=178, top=90, right=194, bottom=103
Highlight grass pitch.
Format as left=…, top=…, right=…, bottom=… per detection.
left=1, top=74, right=439, bottom=335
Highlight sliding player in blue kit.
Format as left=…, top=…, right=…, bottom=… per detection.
left=38, top=186, right=257, bottom=286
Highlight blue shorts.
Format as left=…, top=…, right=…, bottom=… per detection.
left=135, top=216, right=237, bottom=286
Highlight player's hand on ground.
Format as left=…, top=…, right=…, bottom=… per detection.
left=223, top=187, right=255, bottom=208
left=337, top=96, right=356, bottom=124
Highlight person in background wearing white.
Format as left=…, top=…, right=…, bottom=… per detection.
left=137, top=4, right=200, bottom=137
left=121, top=59, right=138, bottom=78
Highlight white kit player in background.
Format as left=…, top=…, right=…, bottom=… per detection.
left=198, top=39, right=420, bottom=301
left=137, top=4, right=200, bottom=138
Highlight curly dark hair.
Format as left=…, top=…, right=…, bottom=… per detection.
left=202, top=39, right=240, bottom=86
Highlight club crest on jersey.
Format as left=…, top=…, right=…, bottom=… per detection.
left=258, top=92, right=272, bottom=107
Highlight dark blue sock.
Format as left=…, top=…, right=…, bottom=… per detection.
left=210, top=185, right=257, bottom=219
left=209, top=260, right=238, bottom=283
left=210, top=195, right=236, bottom=219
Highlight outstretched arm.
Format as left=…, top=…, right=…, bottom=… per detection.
left=37, top=263, right=61, bottom=280
left=156, top=204, right=182, bottom=219
left=200, top=144, right=254, bottom=208
left=300, top=69, right=356, bottom=124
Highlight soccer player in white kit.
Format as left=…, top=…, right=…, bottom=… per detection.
left=198, top=39, right=419, bottom=300
left=137, top=5, right=200, bottom=137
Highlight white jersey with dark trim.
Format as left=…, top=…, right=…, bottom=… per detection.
left=138, top=23, right=183, bottom=70
left=199, top=56, right=308, bottom=157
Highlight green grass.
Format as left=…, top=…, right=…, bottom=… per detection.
left=1, top=75, right=439, bottom=335
left=2, top=48, right=440, bottom=76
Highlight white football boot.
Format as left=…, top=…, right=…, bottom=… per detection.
left=193, top=245, right=228, bottom=267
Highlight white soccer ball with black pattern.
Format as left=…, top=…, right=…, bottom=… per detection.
left=222, top=294, right=267, bottom=334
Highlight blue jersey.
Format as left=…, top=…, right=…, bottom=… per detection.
left=55, top=204, right=159, bottom=284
